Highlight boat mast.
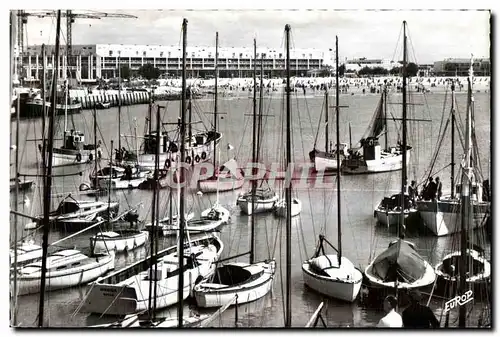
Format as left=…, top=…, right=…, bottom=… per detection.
left=400, top=21, right=408, bottom=239
left=12, top=62, right=20, bottom=329
left=349, top=122, right=352, bottom=149
left=450, top=83, right=456, bottom=199
left=325, top=89, right=329, bottom=152
left=284, top=23, right=292, bottom=328
left=250, top=38, right=257, bottom=264
left=213, top=32, right=218, bottom=169
left=459, top=57, right=474, bottom=328
left=93, top=107, right=98, bottom=201
left=38, top=10, right=61, bottom=328
left=177, top=18, right=188, bottom=328
left=41, top=44, right=46, bottom=164
left=107, top=141, right=113, bottom=217
left=118, top=62, right=121, bottom=154
left=335, top=36, right=342, bottom=266
left=384, top=84, right=388, bottom=150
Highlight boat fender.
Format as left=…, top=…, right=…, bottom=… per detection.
left=165, top=158, right=171, bottom=168
left=76, top=153, right=82, bottom=162
left=88, top=153, right=93, bottom=162
left=186, top=156, right=192, bottom=164
left=195, top=155, right=201, bottom=163
left=201, top=151, right=207, bottom=160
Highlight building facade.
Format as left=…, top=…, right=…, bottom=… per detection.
left=18, top=43, right=328, bottom=82
left=433, top=58, right=490, bottom=76
left=344, top=57, right=397, bottom=72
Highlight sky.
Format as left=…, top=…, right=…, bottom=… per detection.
left=18, top=9, right=491, bottom=64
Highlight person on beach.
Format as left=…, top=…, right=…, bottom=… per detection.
left=377, top=296, right=403, bottom=328
left=402, top=290, right=439, bottom=328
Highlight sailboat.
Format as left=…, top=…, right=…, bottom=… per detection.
left=363, top=22, right=436, bottom=300
left=12, top=12, right=115, bottom=302
left=433, top=59, right=491, bottom=294
left=302, top=37, right=363, bottom=303
left=198, top=32, right=244, bottom=194
left=309, top=88, right=349, bottom=172
left=341, top=77, right=411, bottom=175
left=81, top=20, right=223, bottom=317
left=193, top=38, right=276, bottom=308
left=236, top=51, right=278, bottom=215
left=415, top=65, right=490, bottom=236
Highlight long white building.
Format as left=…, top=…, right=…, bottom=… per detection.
left=18, top=43, right=330, bottom=82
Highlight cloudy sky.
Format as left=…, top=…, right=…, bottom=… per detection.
left=19, top=9, right=490, bottom=64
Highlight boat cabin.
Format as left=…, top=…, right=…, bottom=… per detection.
left=63, top=129, right=86, bottom=151
left=142, top=131, right=174, bottom=155
left=361, top=137, right=381, bottom=161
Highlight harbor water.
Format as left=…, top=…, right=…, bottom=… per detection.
left=10, top=86, right=491, bottom=327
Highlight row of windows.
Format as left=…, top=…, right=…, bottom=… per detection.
left=107, top=50, right=316, bottom=59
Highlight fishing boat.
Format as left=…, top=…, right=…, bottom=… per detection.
left=362, top=22, right=436, bottom=304
left=81, top=234, right=223, bottom=315
left=274, top=197, right=302, bottom=218
left=13, top=249, right=115, bottom=296
left=88, top=165, right=151, bottom=189
left=415, top=68, right=490, bottom=236
left=22, top=92, right=82, bottom=118
left=193, top=260, right=276, bottom=307
left=309, top=89, right=349, bottom=172
left=193, top=36, right=276, bottom=311
left=341, top=81, right=411, bottom=175
left=302, top=38, right=363, bottom=303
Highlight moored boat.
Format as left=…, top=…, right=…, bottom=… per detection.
left=274, top=197, right=302, bottom=218
left=237, top=187, right=278, bottom=215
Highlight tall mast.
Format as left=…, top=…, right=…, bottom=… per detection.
left=177, top=18, right=188, bottom=328
left=118, top=63, right=121, bottom=153
left=400, top=21, right=408, bottom=239
left=38, top=10, right=61, bottom=328
left=459, top=57, right=474, bottom=328
left=41, top=44, right=46, bottom=162
left=284, top=23, right=292, bottom=328
left=250, top=38, right=257, bottom=264
left=384, top=85, right=388, bottom=150
left=257, top=57, right=264, bottom=161
left=335, top=36, right=342, bottom=266
left=12, top=78, right=20, bottom=329
left=325, top=89, right=329, bottom=152
left=93, top=107, right=98, bottom=201
left=213, top=32, right=218, bottom=169
left=450, top=83, right=456, bottom=199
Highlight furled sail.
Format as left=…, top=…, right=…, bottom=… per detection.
left=355, top=95, right=385, bottom=148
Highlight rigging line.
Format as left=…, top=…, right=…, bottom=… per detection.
left=390, top=24, right=404, bottom=64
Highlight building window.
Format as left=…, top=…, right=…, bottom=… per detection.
left=109, top=50, right=113, bottom=56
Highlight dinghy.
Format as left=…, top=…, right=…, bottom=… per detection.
left=193, top=260, right=276, bottom=307
left=90, top=230, right=149, bottom=254
left=435, top=247, right=490, bottom=288
left=274, top=198, right=302, bottom=218
left=81, top=234, right=223, bottom=315
left=237, top=187, right=278, bottom=215
left=374, top=193, right=418, bottom=227
left=201, top=203, right=231, bottom=224
left=197, top=159, right=245, bottom=193
left=13, top=249, right=115, bottom=295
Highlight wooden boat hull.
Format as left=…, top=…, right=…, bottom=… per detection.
left=374, top=207, right=418, bottom=227
left=197, top=176, right=245, bottom=193
left=237, top=194, right=278, bottom=215
left=201, top=204, right=231, bottom=224
left=50, top=147, right=101, bottom=167
left=162, top=219, right=223, bottom=236
left=194, top=260, right=276, bottom=308
left=302, top=255, right=363, bottom=303
left=342, top=149, right=410, bottom=175
left=416, top=199, right=489, bottom=236
left=82, top=235, right=223, bottom=315
left=14, top=252, right=115, bottom=296
left=90, top=231, right=149, bottom=253
left=313, top=152, right=346, bottom=172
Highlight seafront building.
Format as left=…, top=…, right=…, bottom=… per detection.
left=16, top=44, right=329, bottom=83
